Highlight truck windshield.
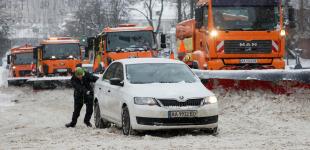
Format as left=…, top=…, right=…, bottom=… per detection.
left=107, top=31, right=156, bottom=52
left=212, top=6, right=279, bottom=31
left=42, top=44, right=80, bottom=60
left=14, top=53, right=33, bottom=65
left=126, top=63, right=198, bottom=84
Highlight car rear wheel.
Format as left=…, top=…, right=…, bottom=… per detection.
left=122, top=106, right=136, bottom=135
left=94, top=101, right=110, bottom=129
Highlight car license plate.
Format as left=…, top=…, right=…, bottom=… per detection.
left=240, top=59, right=257, bottom=64
left=168, top=110, right=197, bottom=118
left=57, top=69, right=68, bottom=72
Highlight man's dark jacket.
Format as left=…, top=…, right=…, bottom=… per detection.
left=71, top=72, right=99, bottom=104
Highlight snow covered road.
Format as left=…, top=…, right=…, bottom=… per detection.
left=0, top=87, right=310, bottom=150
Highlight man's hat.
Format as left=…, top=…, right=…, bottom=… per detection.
left=75, top=67, right=85, bottom=77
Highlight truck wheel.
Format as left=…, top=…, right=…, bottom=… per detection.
left=122, top=106, right=136, bottom=135
left=94, top=101, right=110, bottom=129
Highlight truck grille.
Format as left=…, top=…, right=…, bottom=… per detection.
left=224, top=40, right=272, bottom=54
left=19, top=70, right=32, bottom=76
left=158, top=98, right=203, bottom=107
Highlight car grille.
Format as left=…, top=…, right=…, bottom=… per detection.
left=19, top=70, right=32, bottom=76
left=136, top=115, right=218, bottom=126
left=158, top=98, right=203, bottom=107
left=224, top=40, right=272, bottom=54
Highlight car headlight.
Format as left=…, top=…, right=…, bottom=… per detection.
left=134, top=97, right=158, bottom=106
left=203, top=96, right=218, bottom=105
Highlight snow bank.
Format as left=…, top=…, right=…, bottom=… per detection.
left=0, top=67, right=8, bottom=88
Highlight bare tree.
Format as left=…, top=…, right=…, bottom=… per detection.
left=0, top=0, right=11, bottom=57
left=63, top=0, right=129, bottom=37
left=129, top=0, right=164, bottom=34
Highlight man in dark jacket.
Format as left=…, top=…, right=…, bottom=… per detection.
left=65, top=67, right=99, bottom=128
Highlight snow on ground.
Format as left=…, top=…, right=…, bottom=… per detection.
left=0, top=66, right=8, bottom=88
left=0, top=86, right=310, bottom=149
left=286, top=58, right=310, bottom=69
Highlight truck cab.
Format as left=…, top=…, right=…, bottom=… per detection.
left=7, top=45, right=34, bottom=77
left=176, top=0, right=286, bottom=70
left=34, top=37, right=82, bottom=76
left=87, top=24, right=168, bottom=72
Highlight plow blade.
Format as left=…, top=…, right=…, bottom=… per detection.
left=8, top=77, right=32, bottom=86
left=193, top=69, right=310, bottom=94
left=27, top=76, right=72, bottom=90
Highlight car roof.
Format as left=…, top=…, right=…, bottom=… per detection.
left=114, top=58, right=184, bottom=65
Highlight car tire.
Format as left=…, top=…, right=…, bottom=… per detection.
left=122, top=106, right=136, bottom=135
left=94, top=101, right=110, bottom=129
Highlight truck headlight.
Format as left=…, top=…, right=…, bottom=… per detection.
left=280, top=30, right=286, bottom=37
left=134, top=97, right=158, bottom=106
left=210, top=30, right=218, bottom=38
left=12, top=66, right=16, bottom=70
left=203, top=96, right=218, bottom=105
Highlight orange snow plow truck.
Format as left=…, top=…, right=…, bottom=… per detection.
left=87, top=24, right=172, bottom=73
left=33, top=37, right=82, bottom=77
left=176, top=0, right=310, bottom=94
left=29, top=37, right=82, bottom=89
left=7, top=44, right=35, bottom=85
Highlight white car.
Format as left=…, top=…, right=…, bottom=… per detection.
left=94, top=58, right=218, bottom=135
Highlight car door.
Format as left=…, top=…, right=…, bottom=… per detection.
left=97, top=63, right=117, bottom=120
left=107, top=63, right=124, bottom=122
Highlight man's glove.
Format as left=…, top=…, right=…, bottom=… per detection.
left=86, top=91, right=91, bottom=95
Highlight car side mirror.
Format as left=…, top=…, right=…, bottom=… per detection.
left=7, top=55, right=11, bottom=65
left=110, top=78, right=124, bottom=86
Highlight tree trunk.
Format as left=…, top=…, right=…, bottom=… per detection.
left=155, top=0, right=164, bottom=34
left=177, top=0, right=182, bottom=22
left=190, top=0, right=195, bottom=19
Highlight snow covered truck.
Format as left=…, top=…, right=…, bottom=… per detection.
left=176, top=0, right=310, bottom=94
left=86, top=24, right=172, bottom=73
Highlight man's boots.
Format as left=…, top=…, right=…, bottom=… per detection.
left=84, top=121, right=92, bottom=127
left=65, top=122, right=76, bottom=128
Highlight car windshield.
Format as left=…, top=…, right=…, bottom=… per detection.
left=126, top=63, right=198, bottom=84
left=212, top=6, right=279, bottom=31
left=107, top=31, right=156, bottom=52
left=42, top=44, right=80, bottom=60
left=14, top=53, right=33, bottom=65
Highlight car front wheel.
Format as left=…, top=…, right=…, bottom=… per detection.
left=122, top=106, right=136, bottom=135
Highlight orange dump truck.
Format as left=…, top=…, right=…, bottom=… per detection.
left=34, top=37, right=82, bottom=76
left=176, top=0, right=286, bottom=70
left=7, top=44, right=34, bottom=77
left=88, top=24, right=168, bottom=72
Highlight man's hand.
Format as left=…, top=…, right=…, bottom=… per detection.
left=86, top=91, right=91, bottom=95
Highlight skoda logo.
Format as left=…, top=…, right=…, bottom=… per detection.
left=179, top=96, right=184, bottom=100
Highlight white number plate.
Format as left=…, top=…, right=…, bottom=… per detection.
left=240, top=59, right=257, bottom=64
left=168, top=110, right=197, bottom=118
left=57, top=69, right=68, bottom=72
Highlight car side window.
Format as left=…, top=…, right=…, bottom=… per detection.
left=102, top=63, right=117, bottom=81
left=114, top=63, right=124, bottom=81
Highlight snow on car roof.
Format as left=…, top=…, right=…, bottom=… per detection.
left=115, top=58, right=184, bottom=65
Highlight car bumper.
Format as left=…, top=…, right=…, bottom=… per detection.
left=130, top=104, right=218, bottom=130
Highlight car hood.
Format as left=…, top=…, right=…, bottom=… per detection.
left=127, top=82, right=214, bottom=100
